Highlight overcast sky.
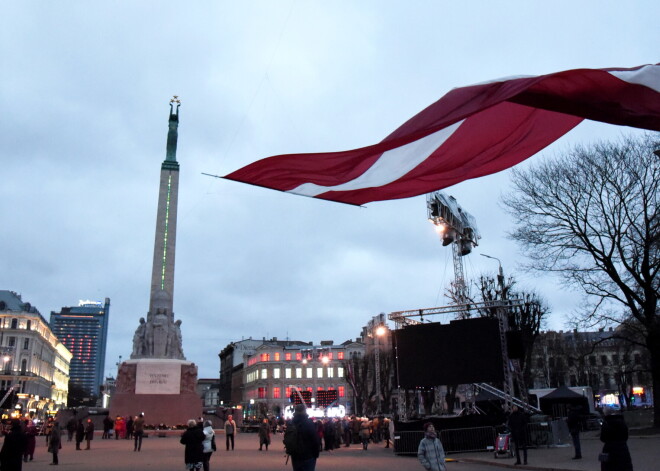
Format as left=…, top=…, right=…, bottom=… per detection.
left=1, top=1, right=657, bottom=379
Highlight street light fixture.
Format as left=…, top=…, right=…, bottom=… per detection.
left=373, top=323, right=387, bottom=415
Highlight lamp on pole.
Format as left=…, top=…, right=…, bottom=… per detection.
left=373, top=325, right=386, bottom=415
left=480, top=253, right=505, bottom=297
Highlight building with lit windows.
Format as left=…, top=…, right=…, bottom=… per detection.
left=239, top=338, right=365, bottom=419
left=49, top=298, right=110, bottom=398
left=0, top=290, right=72, bottom=418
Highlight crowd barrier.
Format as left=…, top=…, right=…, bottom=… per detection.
left=394, top=426, right=495, bottom=455
left=394, top=419, right=571, bottom=456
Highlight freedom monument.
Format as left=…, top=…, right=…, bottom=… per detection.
left=110, top=98, right=202, bottom=425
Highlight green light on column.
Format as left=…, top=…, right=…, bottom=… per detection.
left=161, top=175, right=172, bottom=290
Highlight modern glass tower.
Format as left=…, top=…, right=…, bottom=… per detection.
left=50, top=298, right=110, bottom=396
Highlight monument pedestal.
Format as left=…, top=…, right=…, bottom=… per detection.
left=109, top=359, right=202, bottom=427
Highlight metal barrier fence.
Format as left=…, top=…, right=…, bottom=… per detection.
left=394, top=426, right=496, bottom=455
left=394, top=420, right=570, bottom=456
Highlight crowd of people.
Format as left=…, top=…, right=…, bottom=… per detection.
left=0, top=406, right=637, bottom=471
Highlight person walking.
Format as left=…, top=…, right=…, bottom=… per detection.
left=258, top=418, right=271, bottom=451
left=75, top=419, right=85, bottom=451
left=507, top=405, right=528, bottom=465
left=417, top=422, right=446, bottom=471
left=126, top=416, right=134, bottom=440
left=599, top=408, right=633, bottom=471
left=102, top=416, right=113, bottom=439
left=201, top=420, right=216, bottom=471
left=114, top=416, right=125, bottom=440
left=359, top=419, right=371, bottom=450
left=84, top=418, right=95, bottom=450
left=566, top=405, right=583, bottom=459
left=133, top=414, right=145, bottom=451
left=384, top=417, right=395, bottom=448
left=180, top=419, right=205, bottom=471
left=45, top=417, right=54, bottom=446
left=285, top=404, right=320, bottom=471
left=23, top=420, right=37, bottom=462
left=66, top=417, right=76, bottom=442
left=48, top=421, right=62, bottom=466
left=342, top=417, right=352, bottom=447
left=224, top=414, right=236, bottom=451
left=0, top=419, right=27, bottom=471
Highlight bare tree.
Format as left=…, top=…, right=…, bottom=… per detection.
left=503, top=134, right=660, bottom=425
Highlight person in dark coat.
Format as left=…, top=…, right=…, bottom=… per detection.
left=288, top=404, right=321, bottom=471
left=258, top=418, right=271, bottom=451
left=600, top=409, right=633, bottom=471
left=84, top=419, right=95, bottom=450
left=180, top=419, right=205, bottom=470
left=48, top=421, right=62, bottom=465
left=75, top=419, right=85, bottom=450
left=507, top=405, right=528, bottom=465
left=0, top=419, right=27, bottom=471
left=566, top=405, right=583, bottom=459
left=102, top=416, right=113, bottom=439
left=23, top=419, right=37, bottom=462
left=66, top=416, right=77, bottom=441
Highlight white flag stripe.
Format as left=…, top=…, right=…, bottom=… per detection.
left=609, top=65, right=660, bottom=93
left=288, top=120, right=464, bottom=197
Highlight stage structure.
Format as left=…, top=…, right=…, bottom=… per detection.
left=389, top=192, right=538, bottom=419
left=110, top=98, right=202, bottom=425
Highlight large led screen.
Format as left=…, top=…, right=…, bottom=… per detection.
left=393, top=317, right=504, bottom=388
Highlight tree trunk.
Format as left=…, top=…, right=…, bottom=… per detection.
left=647, top=330, right=660, bottom=428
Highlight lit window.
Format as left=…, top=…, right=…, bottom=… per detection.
left=260, top=353, right=270, bottom=362
left=261, top=368, right=268, bottom=379
left=258, top=387, right=266, bottom=399
left=338, top=352, right=344, bottom=360
left=273, top=368, right=280, bottom=379
left=317, top=367, right=323, bottom=378
left=327, top=367, right=334, bottom=378
left=306, top=367, right=312, bottom=378
left=285, top=387, right=291, bottom=398
left=273, top=387, right=281, bottom=399
left=274, top=352, right=280, bottom=361
left=285, top=353, right=292, bottom=361
left=337, top=367, right=344, bottom=378
left=338, top=386, right=345, bottom=397
left=295, top=368, right=302, bottom=379
left=285, top=368, right=292, bottom=379
left=296, top=352, right=302, bottom=361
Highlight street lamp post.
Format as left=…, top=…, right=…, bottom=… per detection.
left=373, top=325, right=386, bottom=415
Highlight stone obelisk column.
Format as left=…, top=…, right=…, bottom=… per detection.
left=110, top=98, right=201, bottom=425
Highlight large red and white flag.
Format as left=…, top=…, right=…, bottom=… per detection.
left=224, top=64, right=660, bottom=206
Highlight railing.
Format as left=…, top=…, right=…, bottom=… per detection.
left=394, top=426, right=496, bottom=455
left=394, top=420, right=570, bottom=456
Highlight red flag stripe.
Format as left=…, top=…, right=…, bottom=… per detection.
left=224, top=64, right=660, bottom=205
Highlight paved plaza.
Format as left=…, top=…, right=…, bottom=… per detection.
left=6, top=429, right=660, bottom=471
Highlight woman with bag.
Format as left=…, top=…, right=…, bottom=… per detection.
left=201, top=420, right=216, bottom=471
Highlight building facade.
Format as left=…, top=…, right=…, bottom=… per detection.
left=50, top=298, right=110, bottom=397
left=240, top=338, right=365, bottom=419
left=0, top=290, right=72, bottom=418
left=528, top=327, right=653, bottom=408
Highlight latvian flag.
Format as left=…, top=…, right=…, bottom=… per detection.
left=225, top=64, right=660, bottom=206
